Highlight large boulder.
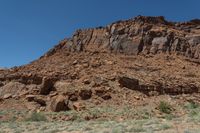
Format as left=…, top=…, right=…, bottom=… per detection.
left=39, top=77, right=55, bottom=95
left=118, top=76, right=139, bottom=90
left=54, top=81, right=78, bottom=96
left=50, top=95, right=69, bottom=112
left=0, top=81, right=26, bottom=98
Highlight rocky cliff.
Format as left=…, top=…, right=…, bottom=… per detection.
left=45, top=16, right=200, bottom=61
left=0, top=16, right=200, bottom=112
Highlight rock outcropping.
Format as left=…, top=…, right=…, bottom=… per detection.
left=46, top=16, right=200, bottom=62
left=0, top=16, right=200, bottom=112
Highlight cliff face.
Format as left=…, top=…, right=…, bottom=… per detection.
left=46, top=16, right=200, bottom=61
left=0, top=16, right=200, bottom=112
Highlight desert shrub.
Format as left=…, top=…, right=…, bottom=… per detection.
left=184, top=102, right=199, bottom=110
left=158, top=101, right=172, bottom=114
left=25, top=112, right=47, bottom=122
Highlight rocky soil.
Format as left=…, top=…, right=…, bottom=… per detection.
left=0, top=16, right=200, bottom=132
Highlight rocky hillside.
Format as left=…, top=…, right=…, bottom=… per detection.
left=0, top=16, right=200, bottom=113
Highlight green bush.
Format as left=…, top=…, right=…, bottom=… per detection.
left=158, top=101, right=172, bottom=114
left=25, top=112, right=47, bottom=122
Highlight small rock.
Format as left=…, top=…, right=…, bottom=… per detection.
left=95, top=88, right=106, bottom=96
left=26, top=95, right=35, bottom=102
left=3, top=94, right=12, bottom=99
left=0, top=82, right=3, bottom=87
left=105, top=60, right=114, bottom=65
left=101, top=94, right=112, bottom=100
left=82, top=63, right=89, bottom=68
left=134, top=96, right=140, bottom=100
left=34, top=96, right=46, bottom=106
left=26, top=95, right=46, bottom=106
left=79, top=89, right=92, bottom=100
left=69, top=95, right=78, bottom=101
left=73, top=102, right=85, bottom=111
left=91, top=60, right=101, bottom=68
left=92, top=77, right=108, bottom=87
left=49, top=92, right=58, bottom=97
left=82, top=79, right=90, bottom=84
left=72, top=60, right=78, bottom=65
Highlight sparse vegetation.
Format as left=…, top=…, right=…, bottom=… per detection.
left=25, top=112, right=47, bottom=122
left=158, top=101, right=172, bottom=114
left=159, top=123, right=172, bottom=130
left=184, top=101, right=199, bottom=110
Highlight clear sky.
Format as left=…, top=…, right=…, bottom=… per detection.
left=0, top=0, right=199, bottom=68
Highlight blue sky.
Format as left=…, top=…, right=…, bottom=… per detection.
left=0, top=0, right=199, bottom=67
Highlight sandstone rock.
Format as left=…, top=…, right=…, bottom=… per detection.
left=50, top=95, right=69, bottom=112
left=118, top=76, right=139, bottom=90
